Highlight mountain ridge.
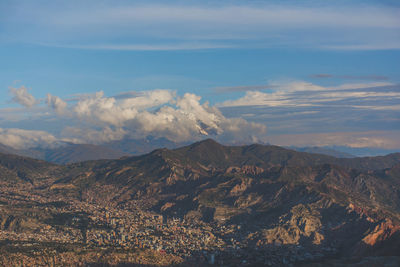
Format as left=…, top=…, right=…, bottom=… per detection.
left=0, top=139, right=400, bottom=265
left=2, top=137, right=399, bottom=165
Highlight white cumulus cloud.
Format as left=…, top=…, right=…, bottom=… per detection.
left=73, top=91, right=138, bottom=127
left=9, top=86, right=38, bottom=108
left=60, top=126, right=127, bottom=145
left=44, top=90, right=267, bottom=144
left=46, top=93, right=68, bottom=114
left=0, top=128, right=58, bottom=149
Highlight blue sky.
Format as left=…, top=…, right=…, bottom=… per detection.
left=0, top=0, right=399, bottom=150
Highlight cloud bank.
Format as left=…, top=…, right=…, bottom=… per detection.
left=1, top=88, right=267, bottom=149
left=65, top=90, right=266, bottom=144
left=0, top=128, right=58, bottom=150
left=1, top=80, right=399, bottom=151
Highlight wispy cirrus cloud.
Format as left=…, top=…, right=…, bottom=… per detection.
left=213, top=85, right=274, bottom=93
left=267, top=131, right=400, bottom=150
left=218, top=81, right=397, bottom=107
left=217, top=81, right=400, bottom=147
left=310, top=74, right=390, bottom=80
left=33, top=42, right=234, bottom=51
left=321, top=43, right=400, bottom=51
left=2, top=1, right=400, bottom=50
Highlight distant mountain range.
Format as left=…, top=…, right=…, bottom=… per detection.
left=288, top=146, right=356, bottom=158
left=1, top=137, right=398, bottom=165
left=0, top=142, right=127, bottom=164
left=0, top=137, right=189, bottom=164
left=289, top=145, right=400, bottom=158
left=325, top=145, right=400, bottom=157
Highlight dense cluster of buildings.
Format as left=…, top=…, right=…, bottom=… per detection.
left=0, top=182, right=336, bottom=266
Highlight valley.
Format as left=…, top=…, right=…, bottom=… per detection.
left=0, top=139, right=399, bottom=266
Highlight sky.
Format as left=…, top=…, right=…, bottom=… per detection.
left=0, top=0, right=399, bottom=150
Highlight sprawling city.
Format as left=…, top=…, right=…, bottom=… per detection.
left=1, top=0, right=399, bottom=266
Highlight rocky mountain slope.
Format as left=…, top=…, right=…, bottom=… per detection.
left=57, top=140, right=400, bottom=255
left=0, top=152, right=58, bottom=184
left=0, top=139, right=399, bottom=266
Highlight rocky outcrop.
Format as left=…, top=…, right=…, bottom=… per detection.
left=362, top=219, right=400, bottom=246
